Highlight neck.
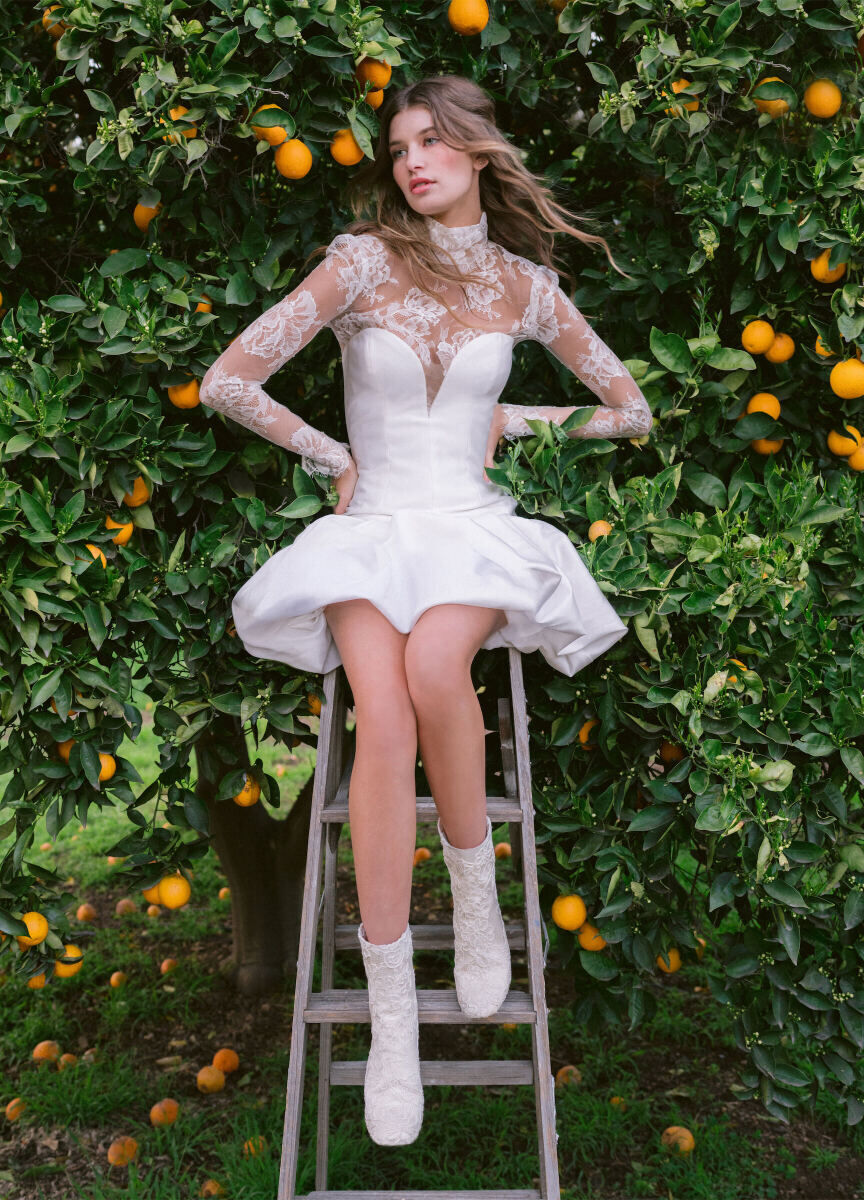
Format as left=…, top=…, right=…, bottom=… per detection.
left=423, top=209, right=488, bottom=252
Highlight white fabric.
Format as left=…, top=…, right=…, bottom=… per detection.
left=209, top=209, right=647, bottom=675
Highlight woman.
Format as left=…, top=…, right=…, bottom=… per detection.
left=199, top=73, right=651, bottom=1147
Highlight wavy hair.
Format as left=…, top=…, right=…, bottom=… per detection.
left=305, top=73, right=634, bottom=323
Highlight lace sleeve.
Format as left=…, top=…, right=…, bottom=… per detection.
left=522, top=265, right=652, bottom=440
left=198, top=234, right=369, bottom=476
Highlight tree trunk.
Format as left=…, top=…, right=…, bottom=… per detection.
left=194, top=719, right=315, bottom=996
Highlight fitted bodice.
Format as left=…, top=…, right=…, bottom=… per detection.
left=342, top=327, right=518, bottom=516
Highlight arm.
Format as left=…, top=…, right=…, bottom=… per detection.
left=501, top=266, right=652, bottom=442
left=198, top=236, right=362, bottom=476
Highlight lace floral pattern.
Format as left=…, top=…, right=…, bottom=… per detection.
left=198, top=208, right=652, bottom=468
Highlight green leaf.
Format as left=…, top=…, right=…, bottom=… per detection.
left=30, top=667, right=64, bottom=709
left=649, top=327, right=693, bottom=373
left=843, top=891, right=864, bottom=931
left=763, top=879, right=808, bottom=909
left=628, top=805, right=675, bottom=831
left=750, top=759, right=794, bottom=792
left=579, top=948, right=618, bottom=980
left=211, top=27, right=240, bottom=70
left=840, top=746, right=864, bottom=785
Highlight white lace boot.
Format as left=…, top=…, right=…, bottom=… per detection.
left=437, top=815, right=511, bottom=1017
left=357, top=921, right=424, bottom=1145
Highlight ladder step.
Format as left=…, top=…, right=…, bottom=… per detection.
left=331, top=1058, right=535, bottom=1086
left=334, top=922, right=526, bottom=952
left=300, top=1191, right=541, bottom=1199
left=305, top=989, right=536, bottom=1024
left=322, top=794, right=522, bottom=824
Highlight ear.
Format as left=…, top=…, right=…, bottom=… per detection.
left=475, top=155, right=489, bottom=171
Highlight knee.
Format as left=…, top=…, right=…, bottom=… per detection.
left=404, top=646, right=471, bottom=714
left=353, top=693, right=418, bottom=758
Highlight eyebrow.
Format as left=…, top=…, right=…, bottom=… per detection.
left=388, top=125, right=436, bottom=149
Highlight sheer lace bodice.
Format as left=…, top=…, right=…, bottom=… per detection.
left=198, top=210, right=652, bottom=480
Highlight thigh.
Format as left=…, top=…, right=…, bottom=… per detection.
left=323, top=599, right=417, bottom=737
left=404, top=603, right=507, bottom=694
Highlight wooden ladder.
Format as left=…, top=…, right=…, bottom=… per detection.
left=277, top=647, right=561, bottom=1200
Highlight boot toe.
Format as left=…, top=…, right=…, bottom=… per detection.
left=455, top=962, right=511, bottom=1017
left=365, top=1086, right=424, bottom=1144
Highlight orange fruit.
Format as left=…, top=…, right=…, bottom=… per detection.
left=659, top=740, right=684, bottom=763
left=195, top=293, right=213, bottom=313
left=123, top=475, right=150, bottom=506
left=115, top=898, right=136, bottom=915
left=54, top=944, right=84, bottom=977
left=588, top=519, right=612, bottom=541
left=242, top=1134, right=267, bottom=1157
left=161, top=958, right=178, bottom=975
left=5, top=1097, right=26, bottom=1121
left=274, top=138, right=313, bottom=179
left=579, top=717, right=599, bottom=749
left=814, top=334, right=835, bottom=357
left=307, top=692, right=322, bottom=715
left=364, top=88, right=384, bottom=109
left=577, top=922, right=606, bottom=951
left=147, top=904, right=161, bottom=917
left=42, top=5, right=68, bottom=37
left=764, top=333, right=795, bottom=363
left=555, top=1064, right=582, bottom=1086
left=167, top=377, right=200, bottom=408
left=610, top=1095, right=628, bottom=1109
left=105, top=516, right=133, bottom=544
left=413, top=846, right=431, bottom=866
left=551, top=894, right=587, bottom=931
left=159, top=105, right=197, bottom=144
left=57, top=738, right=75, bottom=762
left=329, top=128, right=364, bottom=165
left=656, top=947, right=682, bottom=973
left=58, top=1052, right=78, bottom=1070
left=803, top=79, right=842, bottom=118
left=17, top=911, right=49, bottom=947
left=250, top=104, right=288, bottom=146
left=142, top=881, right=161, bottom=903
left=233, top=774, right=261, bottom=807
left=662, top=78, right=699, bottom=116
left=753, top=76, right=788, bottom=118
left=811, top=248, right=847, bottom=283
left=829, top=359, right=864, bottom=399
left=218, top=886, right=230, bottom=900
left=355, top=58, right=391, bottom=89
left=150, top=1098, right=179, bottom=1126
left=746, top=392, right=781, bottom=419
left=494, top=841, right=511, bottom=859
left=845, top=444, right=864, bottom=471
left=740, top=319, right=775, bottom=354
left=109, top=970, right=126, bottom=988
left=213, top=1047, right=239, bottom=1074
left=751, top=437, right=785, bottom=454
left=197, top=1064, right=226, bottom=1094
left=447, top=0, right=489, bottom=34
left=84, top=543, right=107, bottom=568
left=26, top=973, right=47, bottom=989
left=76, top=902, right=97, bottom=922
left=133, top=202, right=162, bottom=232
left=33, top=1039, right=61, bottom=1063
left=158, top=873, right=191, bottom=909
left=661, top=1125, right=695, bottom=1155
left=827, top=427, right=861, bottom=457
left=99, top=753, right=116, bottom=782
left=107, top=1135, right=139, bottom=1166
left=199, top=1182, right=227, bottom=1197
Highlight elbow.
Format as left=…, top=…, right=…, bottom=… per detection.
left=632, top=403, right=653, bottom=437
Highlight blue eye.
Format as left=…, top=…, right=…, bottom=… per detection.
left=392, top=136, right=438, bottom=159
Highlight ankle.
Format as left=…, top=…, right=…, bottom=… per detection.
left=360, top=921, right=409, bottom=947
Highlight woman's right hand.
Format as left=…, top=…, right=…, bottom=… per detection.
left=330, top=456, right=358, bottom=514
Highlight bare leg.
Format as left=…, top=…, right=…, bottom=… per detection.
left=323, top=599, right=418, bottom=945
left=403, top=604, right=507, bottom=849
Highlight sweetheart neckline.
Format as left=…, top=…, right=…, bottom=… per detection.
left=343, top=327, right=513, bottom=413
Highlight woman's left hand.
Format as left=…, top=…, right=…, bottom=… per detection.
left=483, top=405, right=507, bottom=482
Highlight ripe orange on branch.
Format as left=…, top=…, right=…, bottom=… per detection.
left=447, top=0, right=490, bottom=35
left=233, top=773, right=261, bottom=807
left=810, top=248, right=846, bottom=283
left=105, top=516, right=133, bottom=545
left=829, top=359, right=864, bottom=400
left=741, top=319, right=774, bottom=354
left=662, top=78, right=699, bottom=116
left=803, top=79, right=842, bottom=118
left=752, top=76, right=788, bottom=118
left=251, top=104, right=288, bottom=146
left=123, top=475, right=150, bottom=507
left=274, top=138, right=313, bottom=178
left=551, top=894, right=587, bottom=931
left=354, top=58, right=391, bottom=89
left=133, top=202, right=162, bottom=232
left=329, top=128, right=364, bottom=165
left=160, top=106, right=197, bottom=144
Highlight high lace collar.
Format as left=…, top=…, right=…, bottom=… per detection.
left=424, top=209, right=488, bottom=252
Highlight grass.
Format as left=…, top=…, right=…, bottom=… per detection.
left=2, top=707, right=864, bottom=1198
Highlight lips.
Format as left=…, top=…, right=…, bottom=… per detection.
left=410, top=179, right=434, bottom=192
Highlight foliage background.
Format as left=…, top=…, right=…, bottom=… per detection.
left=1, top=0, right=864, bottom=1132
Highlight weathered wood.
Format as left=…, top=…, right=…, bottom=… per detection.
left=330, top=1059, right=535, bottom=1086
left=277, top=650, right=561, bottom=1200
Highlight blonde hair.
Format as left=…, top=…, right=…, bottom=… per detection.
left=305, top=73, right=634, bottom=320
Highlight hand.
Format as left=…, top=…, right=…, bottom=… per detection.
left=330, top=455, right=358, bottom=514
left=483, top=405, right=508, bottom=482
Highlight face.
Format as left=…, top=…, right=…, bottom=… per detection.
left=388, top=104, right=487, bottom=224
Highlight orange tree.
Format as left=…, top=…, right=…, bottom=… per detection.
left=1, top=0, right=863, bottom=1124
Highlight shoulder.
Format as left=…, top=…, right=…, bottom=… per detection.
left=325, top=229, right=390, bottom=264
left=494, top=243, right=560, bottom=291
